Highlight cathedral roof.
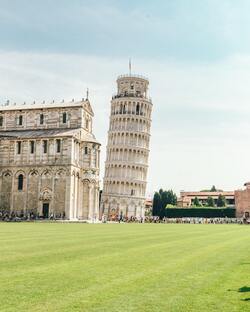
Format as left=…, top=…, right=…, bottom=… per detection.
left=0, top=128, right=99, bottom=144
left=0, top=99, right=94, bottom=116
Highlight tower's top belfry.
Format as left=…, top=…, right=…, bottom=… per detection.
left=116, top=74, right=149, bottom=99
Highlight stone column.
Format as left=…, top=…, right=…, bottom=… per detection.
left=51, top=174, right=55, bottom=216
left=94, top=184, right=99, bottom=221
left=10, top=173, right=14, bottom=213
left=25, top=170, right=29, bottom=215
left=78, top=178, right=83, bottom=219
left=37, top=172, right=42, bottom=216
left=65, top=171, right=74, bottom=220
left=88, top=183, right=93, bottom=220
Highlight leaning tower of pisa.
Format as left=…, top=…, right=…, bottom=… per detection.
left=101, top=73, right=153, bottom=219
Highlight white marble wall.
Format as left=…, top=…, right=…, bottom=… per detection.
left=0, top=101, right=100, bottom=220
left=102, top=75, right=152, bottom=218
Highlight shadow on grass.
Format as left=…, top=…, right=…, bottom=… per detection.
left=238, top=286, right=250, bottom=293
left=241, top=298, right=250, bottom=302
left=238, top=286, right=250, bottom=302
left=227, top=286, right=250, bottom=302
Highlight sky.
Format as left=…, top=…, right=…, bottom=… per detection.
left=1, top=0, right=250, bottom=197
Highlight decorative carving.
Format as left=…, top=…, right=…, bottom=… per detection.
left=15, top=170, right=26, bottom=178
left=56, top=168, right=66, bottom=176
left=82, top=169, right=98, bottom=182
left=2, top=169, right=12, bottom=177
left=42, top=169, right=51, bottom=177
left=39, top=188, right=52, bottom=201
left=29, top=169, right=38, bottom=176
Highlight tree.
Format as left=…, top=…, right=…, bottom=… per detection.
left=206, top=196, right=215, bottom=207
left=193, top=196, right=201, bottom=207
left=167, top=190, right=177, bottom=206
left=210, top=185, right=217, bottom=192
left=152, top=192, right=161, bottom=216
left=217, top=194, right=226, bottom=207
left=200, top=186, right=223, bottom=192
left=160, top=191, right=169, bottom=218
left=152, top=189, right=178, bottom=218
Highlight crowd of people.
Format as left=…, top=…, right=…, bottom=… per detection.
left=151, top=217, right=244, bottom=224
left=0, top=211, right=65, bottom=222
left=1, top=210, right=249, bottom=224
left=102, top=215, right=248, bottom=224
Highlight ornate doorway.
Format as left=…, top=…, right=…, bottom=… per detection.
left=42, top=203, right=49, bottom=219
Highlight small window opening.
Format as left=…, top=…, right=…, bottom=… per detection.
left=18, top=115, right=23, bottom=125
left=18, top=174, right=24, bottom=191
left=56, top=139, right=61, bottom=153
left=30, top=141, right=35, bottom=154
left=40, top=114, right=44, bottom=125
left=62, top=112, right=67, bottom=124
left=43, top=140, right=47, bottom=153
left=17, top=141, right=21, bottom=154
left=136, top=104, right=140, bottom=115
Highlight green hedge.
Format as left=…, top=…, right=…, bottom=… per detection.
left=165, top=208, right=236, bottom=218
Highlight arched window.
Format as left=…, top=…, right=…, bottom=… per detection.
left=62, top=112, right=67, bottom=124
left=17, top=141, right=22, bottom=154
left=18, top=115, right=23, bottom=126
left=18, top=174, right=24, bottom=191
left=40, top=114, right=44, bottom=125
left=136, top=104, right=140, bottom=115
left=84, top=146, right=88, bottom=155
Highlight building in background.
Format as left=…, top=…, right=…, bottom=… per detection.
left=101, top=73, right=153, bottom=219
left=0, top=98, right=100, bottom=220
left=235, top=182, right=250, bottom=218
left=145, top=198, right=153, bottom=215
left=177, top=191, right=235, bottom=207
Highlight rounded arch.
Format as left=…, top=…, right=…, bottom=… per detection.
left=41, top=169, right=52, bottom=177
left=15, top=169, right=26, bottom=178
left=2, top=169, right=13, bottom=177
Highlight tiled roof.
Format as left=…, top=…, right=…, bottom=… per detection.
left=180, top=191, right=235, bottom=198
left=0, top=100, right=87, bottom=111
left=0, top=128, right=99, bottom=143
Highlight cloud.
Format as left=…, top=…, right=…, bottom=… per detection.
left=1, top=50, right=250, bottom=195
left=2, top=0, right=250, bottom=61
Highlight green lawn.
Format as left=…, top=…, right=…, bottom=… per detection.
left=0, top=223, right=249, bottom=312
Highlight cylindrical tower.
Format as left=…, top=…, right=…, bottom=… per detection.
left=101, top=73, right=153, bottom=220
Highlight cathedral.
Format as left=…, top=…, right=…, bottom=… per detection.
left=0, top=98, right=100, bottom=220
left=101, top=73, right=153, bottom=219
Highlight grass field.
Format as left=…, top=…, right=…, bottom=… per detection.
left=0, top=223, right=249, bottom=312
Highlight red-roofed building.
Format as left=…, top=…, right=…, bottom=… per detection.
left=235, top=183, right=250, bottom=218
left=177, top=191, right=235, bottom=207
